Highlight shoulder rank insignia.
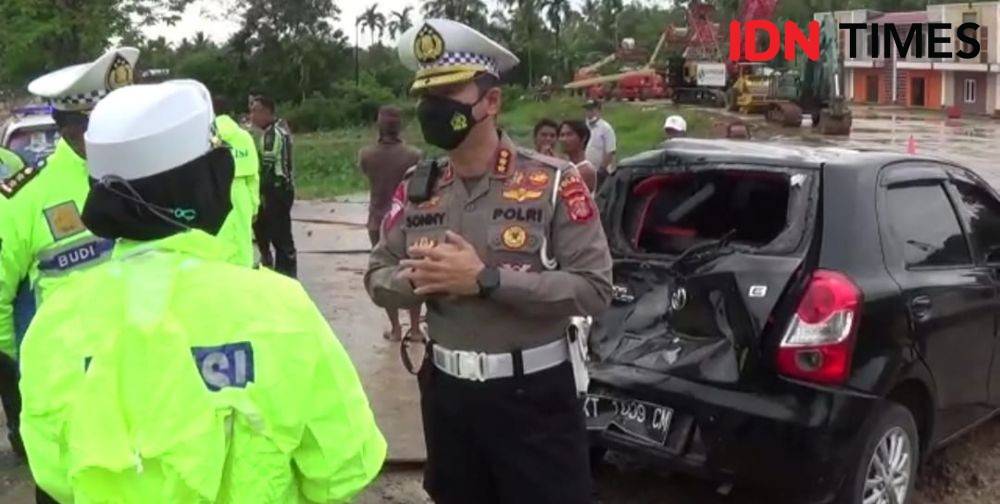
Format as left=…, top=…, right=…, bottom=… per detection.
left=0, top=162, right=42, bottom=198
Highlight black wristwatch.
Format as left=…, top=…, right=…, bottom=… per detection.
left=476, top=266, right=501, bottom=298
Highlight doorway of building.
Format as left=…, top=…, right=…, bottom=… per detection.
left=911, top=77, right=925, bottom=107
left=866, top=75, right=879, bottom=103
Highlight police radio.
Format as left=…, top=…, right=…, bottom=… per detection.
left=407, top=157, right=443, bottom=204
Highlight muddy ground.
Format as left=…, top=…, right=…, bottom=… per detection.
left=3, top=106, right=1000, bottom=503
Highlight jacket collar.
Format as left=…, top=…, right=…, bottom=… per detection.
left=114, top=230, right=235, bottom=263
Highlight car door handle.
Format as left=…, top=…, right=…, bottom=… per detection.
left=909, top=296, right=932, bottom=322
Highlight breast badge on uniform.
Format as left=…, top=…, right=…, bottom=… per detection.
left=418, top=195, right=441, bottom=210
left=414, top=236, right=438, bottom=248
left=502, top=171, right=544, bottom=203
left=44, top=201, right=87, bottom=240
left=559, top=174, right=596, bottom=223
left=414, top=24, right=446, bottom=64
left=501, top=225, right=528, bottom=250
left=528, top=170, right=550, bottom=187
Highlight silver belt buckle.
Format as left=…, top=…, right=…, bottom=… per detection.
left=454, top=350, right=487, bottom=382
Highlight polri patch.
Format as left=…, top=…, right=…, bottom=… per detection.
left=191, top=342, right=255, bottom=392
left=44, top=201, right=86, bottom=241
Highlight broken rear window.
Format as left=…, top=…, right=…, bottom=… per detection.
left=621, top=167, right=813, bottom=256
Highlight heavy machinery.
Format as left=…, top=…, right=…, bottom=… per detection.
left=564, top=2, right=729, bottom=104
left=565, top=37, right=665, bottom=101
left=734, top=12, right=852, bottom=134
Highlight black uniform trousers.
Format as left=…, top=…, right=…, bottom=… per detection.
left=0, top=351, right=21, bottom=455
left=254, top=182, right=297, bottom=278
left=418, top=356, right=593, bottom=504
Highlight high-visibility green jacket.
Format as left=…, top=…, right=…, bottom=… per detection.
left=0, top=139, right=113, bottom=358
left=215, top=115, right=261, bottom=267
left=19, top=230, right=386, bottom=503
left=0, top=147, right=25, bottom=177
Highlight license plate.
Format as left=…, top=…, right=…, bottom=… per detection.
left=583, top=394, right=673, bottom=446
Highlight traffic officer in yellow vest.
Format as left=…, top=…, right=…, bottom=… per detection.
left=0, top=47, right=138, bottom=462
left=19, top=79, right=386, bottom=503
left=213, top=95, right=261, bottom=267
left=366, top=19, right=613, bottom=503
left=249, top=96, right=297, bottom=277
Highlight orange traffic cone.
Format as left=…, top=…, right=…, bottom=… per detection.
left=906, top=135, right=917, bottom=155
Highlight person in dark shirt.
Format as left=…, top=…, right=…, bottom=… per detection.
left=358, top=106, right=423, bottom=341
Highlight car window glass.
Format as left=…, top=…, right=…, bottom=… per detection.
left=953, top=181, right=1000, bottom=264
left=886, top=183, right=971, bottom=268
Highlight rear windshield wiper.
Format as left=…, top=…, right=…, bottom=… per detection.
left=669, top=229, right=739, bottom=274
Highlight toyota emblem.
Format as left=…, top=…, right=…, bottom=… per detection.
left=670, top=287, right=688, bottom=311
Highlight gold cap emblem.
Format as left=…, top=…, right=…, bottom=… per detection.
left=414, top=24, right=446, bottom=64
left=106, top=54, right=134, bottom=90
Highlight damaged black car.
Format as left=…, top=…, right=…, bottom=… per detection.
left=586, top=139, right=1000, bottom=504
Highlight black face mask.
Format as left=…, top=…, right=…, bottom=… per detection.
left=417, top=92, right=487, bottom=150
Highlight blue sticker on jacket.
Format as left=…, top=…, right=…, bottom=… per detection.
left=37, top=238, right=114, bottom=273
left=191, top=342, right=255, bottom=391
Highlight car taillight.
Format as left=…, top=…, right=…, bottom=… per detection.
left=776, top=270, right=861, bottom=385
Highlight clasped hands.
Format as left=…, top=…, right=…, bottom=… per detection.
left=398, top=231, right=485, bottom=297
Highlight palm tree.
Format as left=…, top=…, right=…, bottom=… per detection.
left=388, top=7, right=415, bottom=40
left=541, top=0, right=572, bottom=78
left=359, top=4, right=387, bottom=46
left=422, top=0, right=488, bottom=30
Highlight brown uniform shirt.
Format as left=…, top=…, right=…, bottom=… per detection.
left=359, top=139, right=423, bottom=231
left=365, top=135, right=613, bottom=353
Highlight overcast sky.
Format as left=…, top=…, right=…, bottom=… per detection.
left=141, top=0, right=605, bottom=47
left=142, top=0, right=427, bottom=47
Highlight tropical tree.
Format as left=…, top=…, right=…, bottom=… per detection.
left=388, top=7, right=415, bottom=40
left=422, top=0, right=488, bottom=30
left=541, top=0, right=573, bottom=77
left=359, top=5, right=387, bottom=46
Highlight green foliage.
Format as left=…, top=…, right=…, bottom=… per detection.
left=0, top=0, right=191, bottom=87
left=283, top=77, right=398, bottom=132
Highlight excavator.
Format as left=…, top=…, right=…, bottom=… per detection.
left=760, top=12, right=853, bottom=135
left=728, top=9, right=852, bottom=135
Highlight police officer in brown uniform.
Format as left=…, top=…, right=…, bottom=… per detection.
left=365, top=19, right=613, bottom=504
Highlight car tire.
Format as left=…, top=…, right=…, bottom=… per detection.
left=837, top=402, right=919, bottom=504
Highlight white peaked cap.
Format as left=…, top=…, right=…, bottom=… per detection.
left=28, top=47, right=140, bottom=111
left=398, top=18, right=519, bottom=92
left=86, top=80, right=215, bottom=181
left=664, top=115, right=688, bottom=132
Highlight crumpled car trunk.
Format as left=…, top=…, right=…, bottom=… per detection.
left=591, top=262, right=754, bottom=384
left=590, top=162, right=818, bottom=386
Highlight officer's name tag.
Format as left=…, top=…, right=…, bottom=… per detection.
left=191, top=342, right=255, bottom=391
left=37, top=238, right=114, bottom=273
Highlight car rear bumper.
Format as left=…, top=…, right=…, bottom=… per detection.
left=587, top=362, right=881, bottom=504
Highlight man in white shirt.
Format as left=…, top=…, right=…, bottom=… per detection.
left=584, top=100, right=617, bottom=189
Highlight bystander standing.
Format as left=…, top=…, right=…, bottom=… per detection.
left=533, top=118, right=559, bottom=157
left=584, top=99, right=617, bottom=190
left=559, top=120, right=598, bottom=193
left=358, top=106, right=424, bottom=341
